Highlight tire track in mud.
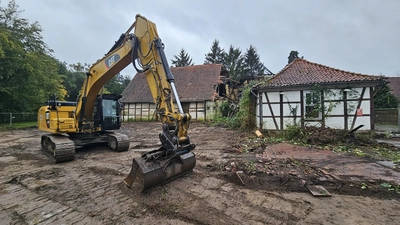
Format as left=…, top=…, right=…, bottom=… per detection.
left=1, top=157, right=310, bottom=224
left=0, top=183, right=101, bottom=224
left=146, top=167, right=312, bottom=225
left=2, top=123, right=400, bottom=224
left=122, top=123, right=313, bottom=224
left=1, top=156, right=203, bottom=224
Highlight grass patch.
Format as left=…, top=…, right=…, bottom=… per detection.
left=0, top=121, right=37, bottom=130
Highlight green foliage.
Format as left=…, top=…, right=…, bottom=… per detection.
left=304, top=84, right=340, bottom=119
left=244, top=161, right=256, bottom=174
left=305, top=84, right=322, bottom=118
left=284, top=123, right=306, bottom=141
left=243, top=45, right=267, bottom=81
left=59, top=62, right=86, bottom=101
left=104, top=74, right=131, bottom=95
left=360, top=183, right=368, bottom=190
left=0, top=0, right=66, bottom=112
left=342, top=88, right=360, bottom=114
left=0, top=121, right=37, bottom=130
left=212, top=81, right=257, bottom=130
left=58, top=61, right=131, bottom=101
left=374, top=84, right=399, bottom=108
left=225, top=45, right=245, bottom=82
left=68, top=62, right=91, bottom=72
left=202, top=41, right=269, bottom=85
left=219, top=101, right=236, bottom=117
left=204, top=39, right=225, bottom=65
left=288, top=50, right=299, bottom=64
left=380, top=182, right=400, bottom=193
left=171, top=48, right=194, bottom=67
left=235, top=82, right=256, bottom=130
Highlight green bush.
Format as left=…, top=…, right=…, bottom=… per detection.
left=212, top=81, right=257, bottom=131
left=283, top=123, right=305, bottom=141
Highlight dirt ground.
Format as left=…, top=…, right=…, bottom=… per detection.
left=0, top=122, right=400, bottom=225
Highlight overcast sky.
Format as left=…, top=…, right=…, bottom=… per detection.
left=5, top=0, right=400, bottom=77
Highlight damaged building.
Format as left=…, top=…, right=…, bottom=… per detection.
left=120, top=64, right=232, bottom=121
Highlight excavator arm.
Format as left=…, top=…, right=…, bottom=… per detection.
left=132, top=15, right=194, bottom=156
left=123, top=15, right=196, bottom=191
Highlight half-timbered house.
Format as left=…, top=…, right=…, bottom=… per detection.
left=252, top=58, right=387, bottom=131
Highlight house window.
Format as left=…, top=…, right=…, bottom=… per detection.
left=305, top=92, right=321, bottom=119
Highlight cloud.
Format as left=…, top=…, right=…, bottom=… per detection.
left=6, top=0, right=400, bottom=77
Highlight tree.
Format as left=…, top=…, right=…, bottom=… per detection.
left=56, top=61, right=85, bottom=101
left=288, top=50, right=299, bottom=64
left=204, top=39, right=225, bottom=65
left=68, top=62, right=91, bottom=73
left=58, top=60, right=131, bottom=101
left=243, top=45, right=266, bottom=81
left=0, top=0, right=66, bottom=112
left=374, top=84, right=399, bottom=108
left=104, top=73, right=131, bottom=95
left=224, top=45, right=245, bottom=81
left=171, top=48, right=194, bottom=67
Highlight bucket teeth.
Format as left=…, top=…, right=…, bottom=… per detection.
left=124, top=151, right=196, bottom=192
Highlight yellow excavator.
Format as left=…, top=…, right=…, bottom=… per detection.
left=37, top=14, right=196, bottom=191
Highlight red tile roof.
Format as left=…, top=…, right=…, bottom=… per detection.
left=387, top=77, right=400, bottom=100
left=261, top=58, right=385, bottom=87
left=121, top=64, right=223, bottom=103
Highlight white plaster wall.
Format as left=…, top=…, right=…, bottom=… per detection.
left=262, top=104, right=280, bottom=117
left=282, top=103, right=301, bottom=116
left=257, top=87, right=373, bottom=130
left=206, top=101, right=218, bottom=120
left=265, top=92, right=281, bottom=103
left=262, top=118, right=279, bottom=130
left=326, top=102, right=344, bottom=115
left=324, top=89, right=343, bottom=101
left=325, top=118, right=344, bottom=129
left=281, top=91, right=299, bottom=102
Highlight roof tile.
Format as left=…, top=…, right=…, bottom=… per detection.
left=121, top=64, right=223, bottom=103
left=262, top=58, right=384, bottom=87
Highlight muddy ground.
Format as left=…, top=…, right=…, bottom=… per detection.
left=0, top=122, right=400, bottom=225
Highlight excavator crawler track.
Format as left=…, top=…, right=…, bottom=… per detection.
left=107, top=132, right=130, bottom=152
left=41, top=134, right=75, bottom=163
left=41, top=132, right=129, bottom=163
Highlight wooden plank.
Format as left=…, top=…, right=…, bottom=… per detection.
left=350, top=87, right=366, bottom=130
left=264, top=92, right=279, bottom=130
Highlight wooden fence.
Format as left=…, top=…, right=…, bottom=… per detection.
left=374, top=108, right=399, bottom=132
left=375, top=108, right=398, bottom=125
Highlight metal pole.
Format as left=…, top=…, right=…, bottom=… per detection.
left=170, top=82, right=184, bottom=114
left=9, top=113, right=12, bottom=127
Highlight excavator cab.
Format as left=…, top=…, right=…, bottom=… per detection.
left=93, top=94, right=122, bottom=131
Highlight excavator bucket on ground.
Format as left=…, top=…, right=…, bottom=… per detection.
left=124, top=151, right=196, bottom=192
